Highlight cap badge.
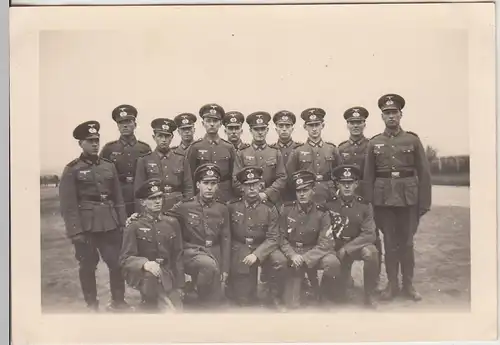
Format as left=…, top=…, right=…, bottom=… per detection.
left=256, top=118, right=263, bottom=124
left=385, top=97, right=394, bottom=106
left=162, top=124, right=169, bottom=130
left=247, top=172, right=254, bottom=179
left=296, top=178, right=303, bottom=185
left=281, top=115, right=289, bottom=121
left=119, top=108, right=128, bottom=117
left=310, top=114, right=317, bottom=120
left=151, top=185, right=159, bottom=192
left=352, top=109, right=360, bottom=117
left=230, top=117, right=237, bottom=123
left=182, top=118, right=189, bottom=124
left=209, top=109, right=217, bottom=115
left=343, top=168, right=352, bottom=177
left=88, top=127, right=97, bottom=134
left=206, top=170, right=214, bottom=176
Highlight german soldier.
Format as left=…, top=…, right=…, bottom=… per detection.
left=280, top=170, right=341, bottom=309
left=134, top=118, right=193, bottom=212
left=326, top=165, right=379, bottom=308
left=100, top=104, right=152, bottom=216
left=363, top=93, right=432, bottom=301
left=59, top=121, right=131, bottom=312
left=233, top=111, right=287, bottom=207
left=120, top=178, right=185, bottom=312
left=227, top=166, right=284, bottom=306
left=170, top=163, right=231, bottom=307
left=223, top=111, right=247, bottom=150
left=173, top=112, right=197, bottom=156
left=286, top=108, right=342, bottom=205
left=184, top=104, right=237, bottom=203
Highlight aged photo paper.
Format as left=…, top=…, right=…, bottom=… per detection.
left=10, top=3, right=497, bottom=343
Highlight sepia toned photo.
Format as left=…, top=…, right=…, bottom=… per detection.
left=10, top=2, right=497, bottom=343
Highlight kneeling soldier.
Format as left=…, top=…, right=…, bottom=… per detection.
left=227, top=166, right=283, bottom=306
left=326, top=165, right=379, bottom=308
left=280, top=170, right=341, bottom=309
left=120, top=178, right=185, bottom=312
left=171, top=163, right=231, bottom=307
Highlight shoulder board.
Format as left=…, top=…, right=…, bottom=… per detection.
left=66, top=158, right=80, bottom=167
left=268, top=145, right=278, bottom=151
left=356, top=196, right=369, bottom=204
left=406, top=131, right=419, bottom=138
left=220, top=138, right=233, bottom=146
left=100, top=157, right=113, bottom=163
left=370, top=133, right=383, bottom=140
left=338, top=140, right=349, bottom=147
left=139, top=151, right=152, bottom=158
left=192, top=138, right=203, bottom=145
left=215, top=199, right=228, bottom=206
left=239, top=143, right=251, bottom=150
left=170, top=145, right=178, bottom=150
left=293, top=141, right=303, bottom=147
left=138, top=140, right=151, bottom=147
left=162, top=210, right=180, bottom=219
left=315, top=204, right=328, bottom=212
left=295, top=143, right=305, bottom=148
left=228, top=197, right=243, bottom=204
left=185, top=197, right=195, bottom=202
left=325, top=141, right=337, bottom=147
left=105, top=140, right=120, bottom=146
left=283, top=201, right=296, bottom=207
left=269, top=143, right=278, bottom=149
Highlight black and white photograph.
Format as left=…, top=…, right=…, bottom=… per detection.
left=10, top=2, right=496, bottom=343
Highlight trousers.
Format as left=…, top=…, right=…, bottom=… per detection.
left=139, top=272, right=183, bottom=311
left=184, top=253, right=222, bottom=306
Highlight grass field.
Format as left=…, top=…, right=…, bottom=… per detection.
left=41, top=186, right=470, bottom=313
left=431, top=172, right=470, bottom=186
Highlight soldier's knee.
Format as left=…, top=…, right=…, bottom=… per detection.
left=197, top=257, right=219, bottom=283
left=270, top=251, right=288, bottom=270
left=141, top=272, right=160, bottom=299
left=322, top=254, right=341, bottom=277
left=361, top=245, right=378, bottom=262
left=76, top=251, right=99, bottom=270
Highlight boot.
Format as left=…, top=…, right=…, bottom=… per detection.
left=380, top=282, right=399, bottom=301
left=364, top=293, right=377, bottom=309
left=401, top=284, right=422, bottom=301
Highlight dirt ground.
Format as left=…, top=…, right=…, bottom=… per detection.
left=40, top=186, right=470, bottom=313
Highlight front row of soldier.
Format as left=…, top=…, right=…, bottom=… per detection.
left=119, top=162, right=380, bottom=312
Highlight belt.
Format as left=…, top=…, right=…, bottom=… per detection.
left=234, top=236, right=264, bottom=246
left=376, top=170, right=415, bottom=178
left=315, top=174, right=331, bottom=182
left=120, top=176, right=134, bottom=183
left=289, top=240, right=314, bottom=248
left=189, top=239, right=219, bottom=248
left=80, top=194, right=111, bottom=202
left=336, top=236, right=353, bottom=242
left=162, top=185, right=182, bottom=194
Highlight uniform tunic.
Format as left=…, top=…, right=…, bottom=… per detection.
left=100, top=135, right=152, bottom=215
left=173, top=142, right=191, bottom=157
left=134, top=148, right=193, bottom=212
left=233, top=143, right=287, bottom=204
left=184, top=135, right=237, bottom=203
left=120, top=212, right=185, bottom=296
left=270, top=140, right=302, bottom=202
left=338, top=136, right=369, bottom=198
left=286, top=139, right=342, bottom=205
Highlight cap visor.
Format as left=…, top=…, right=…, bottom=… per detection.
left=178, top=124, right=194, bottom=128
left=242, top=179, right=261, bottom=184
left=275, top=120, right=294, bottom=125
left=251, top=124, right=268, bottom=129
left=203, top=114, right=221, bottom=120
left=225, top=124, right=241, bottom=128
left=381, top=106, right=399, bottom=111
left=305, top=120, right=323, bottom=125
left=116, top=116, right=136, bottom=122
left=296, top=183, right=314, bottom=190
left=147, top=191, right=164, bottom=199
left=337, top=178, right=356, bottom=182
left=199, top=176, right=219, bottom=182
left=154, top=130, right=173, bottom=136
left=346, top=118, right=365, bottom=122
left=85, top=134, right=100, bottom=140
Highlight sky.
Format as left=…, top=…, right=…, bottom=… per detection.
left=39, top=7, right=469, bottom=174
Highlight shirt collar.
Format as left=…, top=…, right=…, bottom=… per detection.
left=307, top=138, right=323, bottom=147
left=383, top=127, right=403, bottom=138
left=278, top=140, right=293, bottom=148
left=143, top=212, right=161, bottom=222
left=244, top=198, right=260, bottom=209
left=204, top=134, right=220, bottom=145
left=80, top=153, right=99, bottom=165
left=252, top=141, right=267, bottom=151
left=181, top=141, right=191, bottom=149
left=340, top=196, right=355, bottom=208
left=154, top=147, right=171, bottom=158
left=296, top=201, right=314, bottom=214
left=120, top=135, right=137, bottom=146
left=197, top=194, right=214, bottom=207
left=349, top=136, right=367, bottom=145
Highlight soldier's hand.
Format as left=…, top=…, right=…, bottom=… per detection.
left=143, top=261, right=161, bottom=277
left=291, top=254, right=304, bottom=268
left=221, top=272, right=229, bottom=283
left=70, top=233, right=88, bottom=244
left=337, top=248, right=347, bottom=260
left=242, top=253, right=258, bottom=266
left=125, top=213, right=139, bottom=227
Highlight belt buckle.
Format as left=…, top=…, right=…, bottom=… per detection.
left=245, top=237, right=254, bottom=245
left=164, top=185, right=173, bottom=193
left=126, top=176, right=134, bottom=183
left=296, top=242, right=303, bottom=248
left=391, top=171, right=400, bottom=178
left=205, top=240, right=213, bottom=248
left=316, top=174, right=323, bottom=181
left=100, top=194, right=108, bottom=201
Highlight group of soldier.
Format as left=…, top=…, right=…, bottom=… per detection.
left=58, top=93, right=432, bottom=313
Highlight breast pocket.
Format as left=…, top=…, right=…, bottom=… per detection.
left=76, top=170, right=93, bottom=184
left=197, top=151, right=210, bottom=164
left=146, top=163, right=160, bottom=176
left=215, top=153, right=230, bottom=174
left=266, top=157, right=277, bottom=168
left=399, top=145, right=415, bottom=165
left=136, top=230, right=154, bottom=255
left=373, top=145, right=390, bottom=166
left=243, top=156, right=256, bottom=166
left=299, top=153, right=312, bottom=167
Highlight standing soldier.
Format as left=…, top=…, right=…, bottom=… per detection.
left=286, top=108, right=342, bottom=205
left=325, top=165, right=379, bottom=308
left=363, top=93, right=432, bottom=301
left=59, top=121, right=131, bottom=312
left=233, top=111, right=287, bottom=207
left=270, top=110, right=302, bottom=203
left=184, top=103, right=237, bottom=203
left=173, top=112, right=197, bottom=156
left=280, top=170, right=341, bottom=309
left=337, top=106, right=383, bottom=291
left=134, top=118, right=193, bottom=212
left=227, top=166, right=284, bottom=306
left=100, top=104, right=152, bottom=216
left=120, top=178, right=185, bottom=312
left=223, top=111, right=247, bottom=150
left=170, top=163, right=231, bottom=307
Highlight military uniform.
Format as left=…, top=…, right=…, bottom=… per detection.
left=233, top=112, right=287, bottom=205
left=223, top=111, right=248, bottom=151
left=134, top=118, right=193, bottom=212
left=184, top=104, right=237, bottom=203
left=363, top=94, right=432, bottom=300
left=227, top=167, right=284, bottom=305
left=173, top=113, right=197, bottom=156
left=100, top=105, right=152, bottom=216
left=270, top=111, right=302, bottom=203
left=286, top=108, right=341, bottom=205
left=59, top=121, right=128, bottom=310
left=170, top=164, right=231, bottom=306
left=325, top=165, right=379, bottom=307
left=279, top=171, right=340, bottom=309
left=120, top=179, right=185, bottom=311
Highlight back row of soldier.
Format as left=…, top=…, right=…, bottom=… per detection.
left=59, top=93, right=432, bottom=312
